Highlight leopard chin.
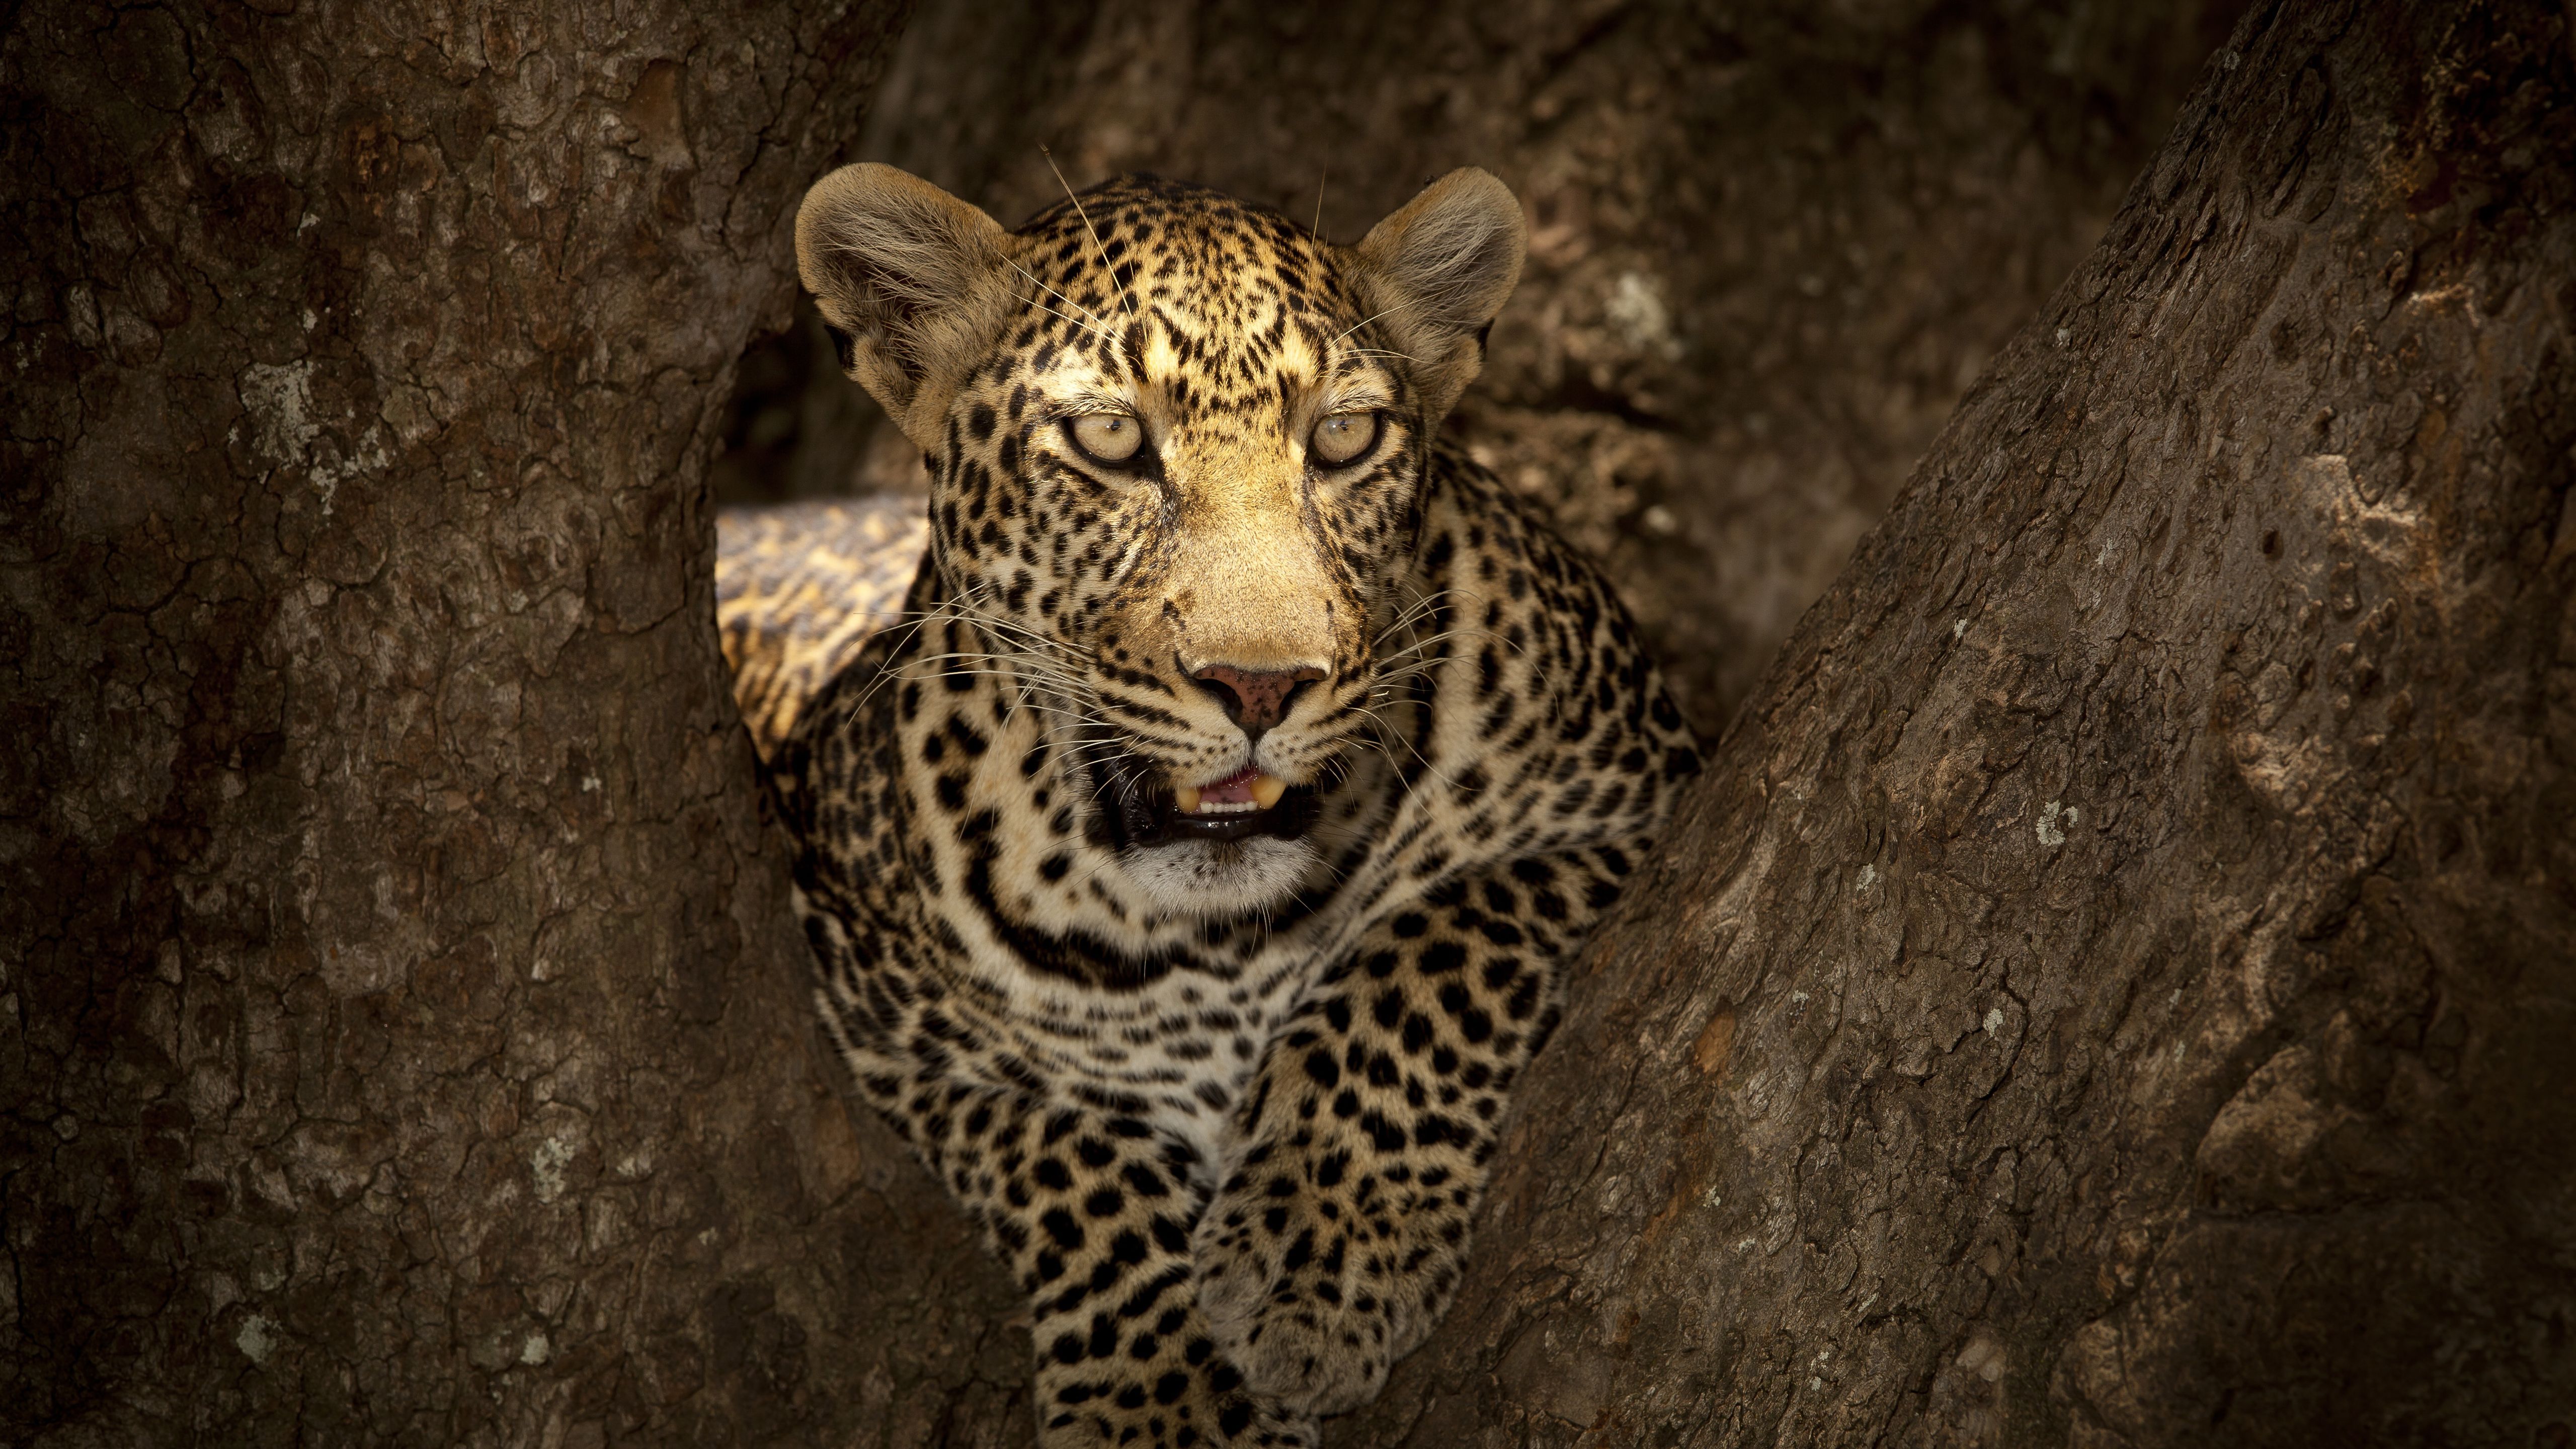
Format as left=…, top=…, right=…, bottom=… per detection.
left=1119, top=836, right=1319, bottom=920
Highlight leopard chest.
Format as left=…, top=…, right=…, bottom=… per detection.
left=951, top=934, right=1330, bottom=1182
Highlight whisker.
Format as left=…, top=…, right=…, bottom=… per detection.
left=1003, top=256, right=1118, bottom=338
left=1372, top=583, right=1483, bottom=643
left=1329, top=302, right=1415, bottom=349
left=1014, top=288, right=1124, bottom=352
left=1351, top=703, right=1452, bottom=794
left=1042, top=145, right=1137, bottom=323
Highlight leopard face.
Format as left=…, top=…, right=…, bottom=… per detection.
left=799, top=169, right=1523, bottom=920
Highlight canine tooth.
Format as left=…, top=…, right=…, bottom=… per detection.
left=1174, top=784, right=1202, bottom=813
left=1250, top=773, right=1287, bottom=810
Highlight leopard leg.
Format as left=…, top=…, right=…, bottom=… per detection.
left=899, top=1077, right=1319, bottom=1448
left=1193, top=846, right=1628, bottom=1416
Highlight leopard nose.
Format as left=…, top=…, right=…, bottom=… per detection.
left=1190, top=664, right=1325, bottom=738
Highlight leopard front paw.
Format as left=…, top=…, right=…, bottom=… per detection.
left=1195, top=1201, right=1408, bottom=1417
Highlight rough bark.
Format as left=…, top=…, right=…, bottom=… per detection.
left=0, top=4, right=1033, bottom=1445
left=739, top=0, right=2250, bottom=732
left=1339, top=2, right=2576, bottom=1444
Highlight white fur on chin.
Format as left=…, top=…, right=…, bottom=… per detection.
left=1120, top=836, right=1316, bottom=919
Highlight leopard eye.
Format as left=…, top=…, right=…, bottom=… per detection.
left=1066, top=412, right=1145, bottom=464
left=1309, top=411, right=1380, bottom=467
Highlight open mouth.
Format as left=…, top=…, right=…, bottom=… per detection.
left=1167, top=765, right=1299, bottom=841
left=1090, top=758, right=1323, bottom=848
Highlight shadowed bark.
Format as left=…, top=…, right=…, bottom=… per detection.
left=0, top=3, right=1031, bottom=1444
left=1340, top=2, right=2576, bottom=1443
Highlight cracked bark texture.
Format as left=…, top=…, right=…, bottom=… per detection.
left=0, top=3, right=1036, bottom=1445
left=767, top=0, right=2248, bottom=732
left=1336, top=1, right=2576, bottom=1444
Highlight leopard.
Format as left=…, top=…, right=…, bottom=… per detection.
left=715, top=163, right=1702, bottom=1446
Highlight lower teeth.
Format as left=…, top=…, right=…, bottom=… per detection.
left=1172, top=771, right=1289, bottom=817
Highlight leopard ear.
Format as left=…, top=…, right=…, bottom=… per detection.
left=1352, top=168, right=1526, bottom=420
left=796, top=163, right=1013, bottom=443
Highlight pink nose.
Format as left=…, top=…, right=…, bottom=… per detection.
left=1190, top=664, right=1324, bottom=735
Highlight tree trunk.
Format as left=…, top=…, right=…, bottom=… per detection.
left=1338, top=2, right=2576, bottom=1444
left=0, top=4, right=1032, bottom=1445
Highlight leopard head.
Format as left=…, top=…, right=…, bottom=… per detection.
left=796, top=166, right=1523, bottom=917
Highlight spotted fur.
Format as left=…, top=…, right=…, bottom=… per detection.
left=721, top=166, right=1701, bottom=1446
left=718, top=495, right=927, bottom=761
